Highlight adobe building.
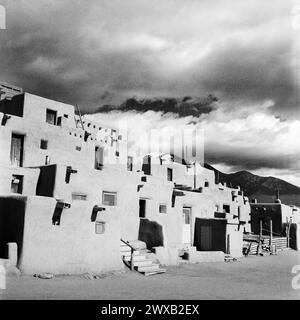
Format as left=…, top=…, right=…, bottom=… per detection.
left=250, top=196, right=300, bottom=250
left=0, top=82, right=252, bottom=275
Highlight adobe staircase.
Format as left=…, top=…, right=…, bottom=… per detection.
left=120, top=239, right=166, bottom=276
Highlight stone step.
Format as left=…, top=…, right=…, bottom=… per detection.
left=132, top=259, right=153, bottom=267
left=137, top=264, right=160, bottom=272
left=121, top=250, right=141, bottom=257
left=123, top=255, right=146, bottom=262
left=144, top=269, right=167, bottom=276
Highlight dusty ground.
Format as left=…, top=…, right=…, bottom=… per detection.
left=1, top=250, right=300, bottom=300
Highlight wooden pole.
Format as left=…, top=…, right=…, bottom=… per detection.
left=131, top=247, right=134, bottom=271
left=270, top=219, right=273, bottom=252
left=258, top=219, right=263, bottom=255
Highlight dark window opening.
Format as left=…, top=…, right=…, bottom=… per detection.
left=139, top=199, right=146, bottom=218
left=204, top=181, right=209, bottom=187
left=40, top=139, right=48, bottom=150
left=76, top=146, right=81, bottom=151
left=10, top=133, right=24, bottom=167
left=127, top=156, right=133, bottom=171
left=167, top=168, right=173, bottom=181
left=223, top=205, right=230, bottom=213
left=11, top=175, right=23, bottom=194
left=115, top=151, right=120, bottom=157
left=63, top=114, right=69, bottom=118
left=46, top=109, right=57, bottom=125
left=95, top=146, right=104, bottom=170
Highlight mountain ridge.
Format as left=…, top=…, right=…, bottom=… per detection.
left=204, top=163, right=300, bottom=207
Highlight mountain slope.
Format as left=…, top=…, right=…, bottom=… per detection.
left=204, top=163, right=300, bottom=207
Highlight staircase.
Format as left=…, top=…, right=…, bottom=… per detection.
left=120, top=239, right=166, bottom=276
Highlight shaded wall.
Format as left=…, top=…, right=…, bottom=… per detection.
left=250, top=205, right=282, bottom=235
left=0, top=94, right=24, bottom=117
left=138, top=218, right=164, bottom=250
left=36, top=165, right=56, bottom=197
left=0, top=196, right=26, bottom=262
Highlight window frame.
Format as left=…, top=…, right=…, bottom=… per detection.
left=46, top=109, right=57, bottom=125
left=102, top=191, right=117, bottom=206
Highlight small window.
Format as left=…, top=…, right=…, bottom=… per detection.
left=40, top=139, right=48, bottom=150
left=63, top=114, right=69, bottom=118
left=127, top=156, right=133, bottom=171
left=115, top=151, right=120, bottom=157
left=11, top=175, right=23, bottom=194
left=46, top=109, right=57, bottom=125
left=118, top=135, right=122, bottom=140
left=159, top=204, right=167, bottom=214
left=204, top=181, right=209, bottom=187
left=167, top=168, right=173, bottom=181
left=238, top=206, right=241, bottom=219
left=72, top=193, right=87, bottom=201
left=76, top=146, right=81, bottom=151
left=223, top=205, right=230, bottom=213
left=102, top=191, right=117, bottom=206
left=95, top=221, right=106, bottom=234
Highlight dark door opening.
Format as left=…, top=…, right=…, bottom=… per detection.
left=139, top=199, right=146, bottom=218
left=10, top=134, right=24, bottom=167
left=194, top=218, right=226, bottom=252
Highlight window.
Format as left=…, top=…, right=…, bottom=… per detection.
left=72, top=193, right=87, bottom=201
left=95, top=146, right=104, bottom=170
left=167, top=168, right=173, bottom=181
left=40, top=139, right=48, bottom=150
left=183, top=207, right=191, bottom=224
left=102, top=191, right=117, bottom=206
left=76, top=146, right=81, bottom=151
left=64, top=114, right=69, bottom=118
left=95, top=221, right=106, bottom=234
left=238, top=206, right=241, bottom=219
left=11, top=175, right=23, bottom=194
left=115, top=151, right=120, bottom=157
left=223, top=205, right=230, bottom=213
left=204, top=181, right=209, bottom=187
left=159, top=204, right=167, bottom=214
left=10, top=133, right=24, bottom=167
left=139, top=199, right=146, bottom=218
left=46, top=109, right=57, bottom=125
left=127, top=156, right=133, bottom=171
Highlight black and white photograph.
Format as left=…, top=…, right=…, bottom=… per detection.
left=0, top=0, right=300, bottom=310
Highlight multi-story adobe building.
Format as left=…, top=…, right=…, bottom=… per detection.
left=0, top=81, right=252, bottom=275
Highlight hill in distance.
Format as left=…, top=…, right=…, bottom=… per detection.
left=204, top=163, right=300, bottom=207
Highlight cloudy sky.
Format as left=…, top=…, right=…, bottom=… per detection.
left=0, top=0, right=300, bottom=186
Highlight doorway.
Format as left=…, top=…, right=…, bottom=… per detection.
left=182, top=207, right=192, bottom=245
left=139, top=199, right=146, bottom=218
left=10, top=134, right=24, bottom=167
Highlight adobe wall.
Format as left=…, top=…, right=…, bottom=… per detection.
left=19, top=196, right=124, bottom=274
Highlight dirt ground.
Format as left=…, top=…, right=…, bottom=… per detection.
left=1, top=250, right=300, bottom=300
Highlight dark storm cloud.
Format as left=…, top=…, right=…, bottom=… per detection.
left=0, top=0, right=297, bottom=116
left=0, top=0, right=299, bottom=185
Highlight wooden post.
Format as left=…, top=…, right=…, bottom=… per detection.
left=131, top=247, right=134, bottom=271
left=287, top=223, right=290, bottom=249
left=270, top=220, right=273, bottom=252
left=258, top=219, right=263, bottom=255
